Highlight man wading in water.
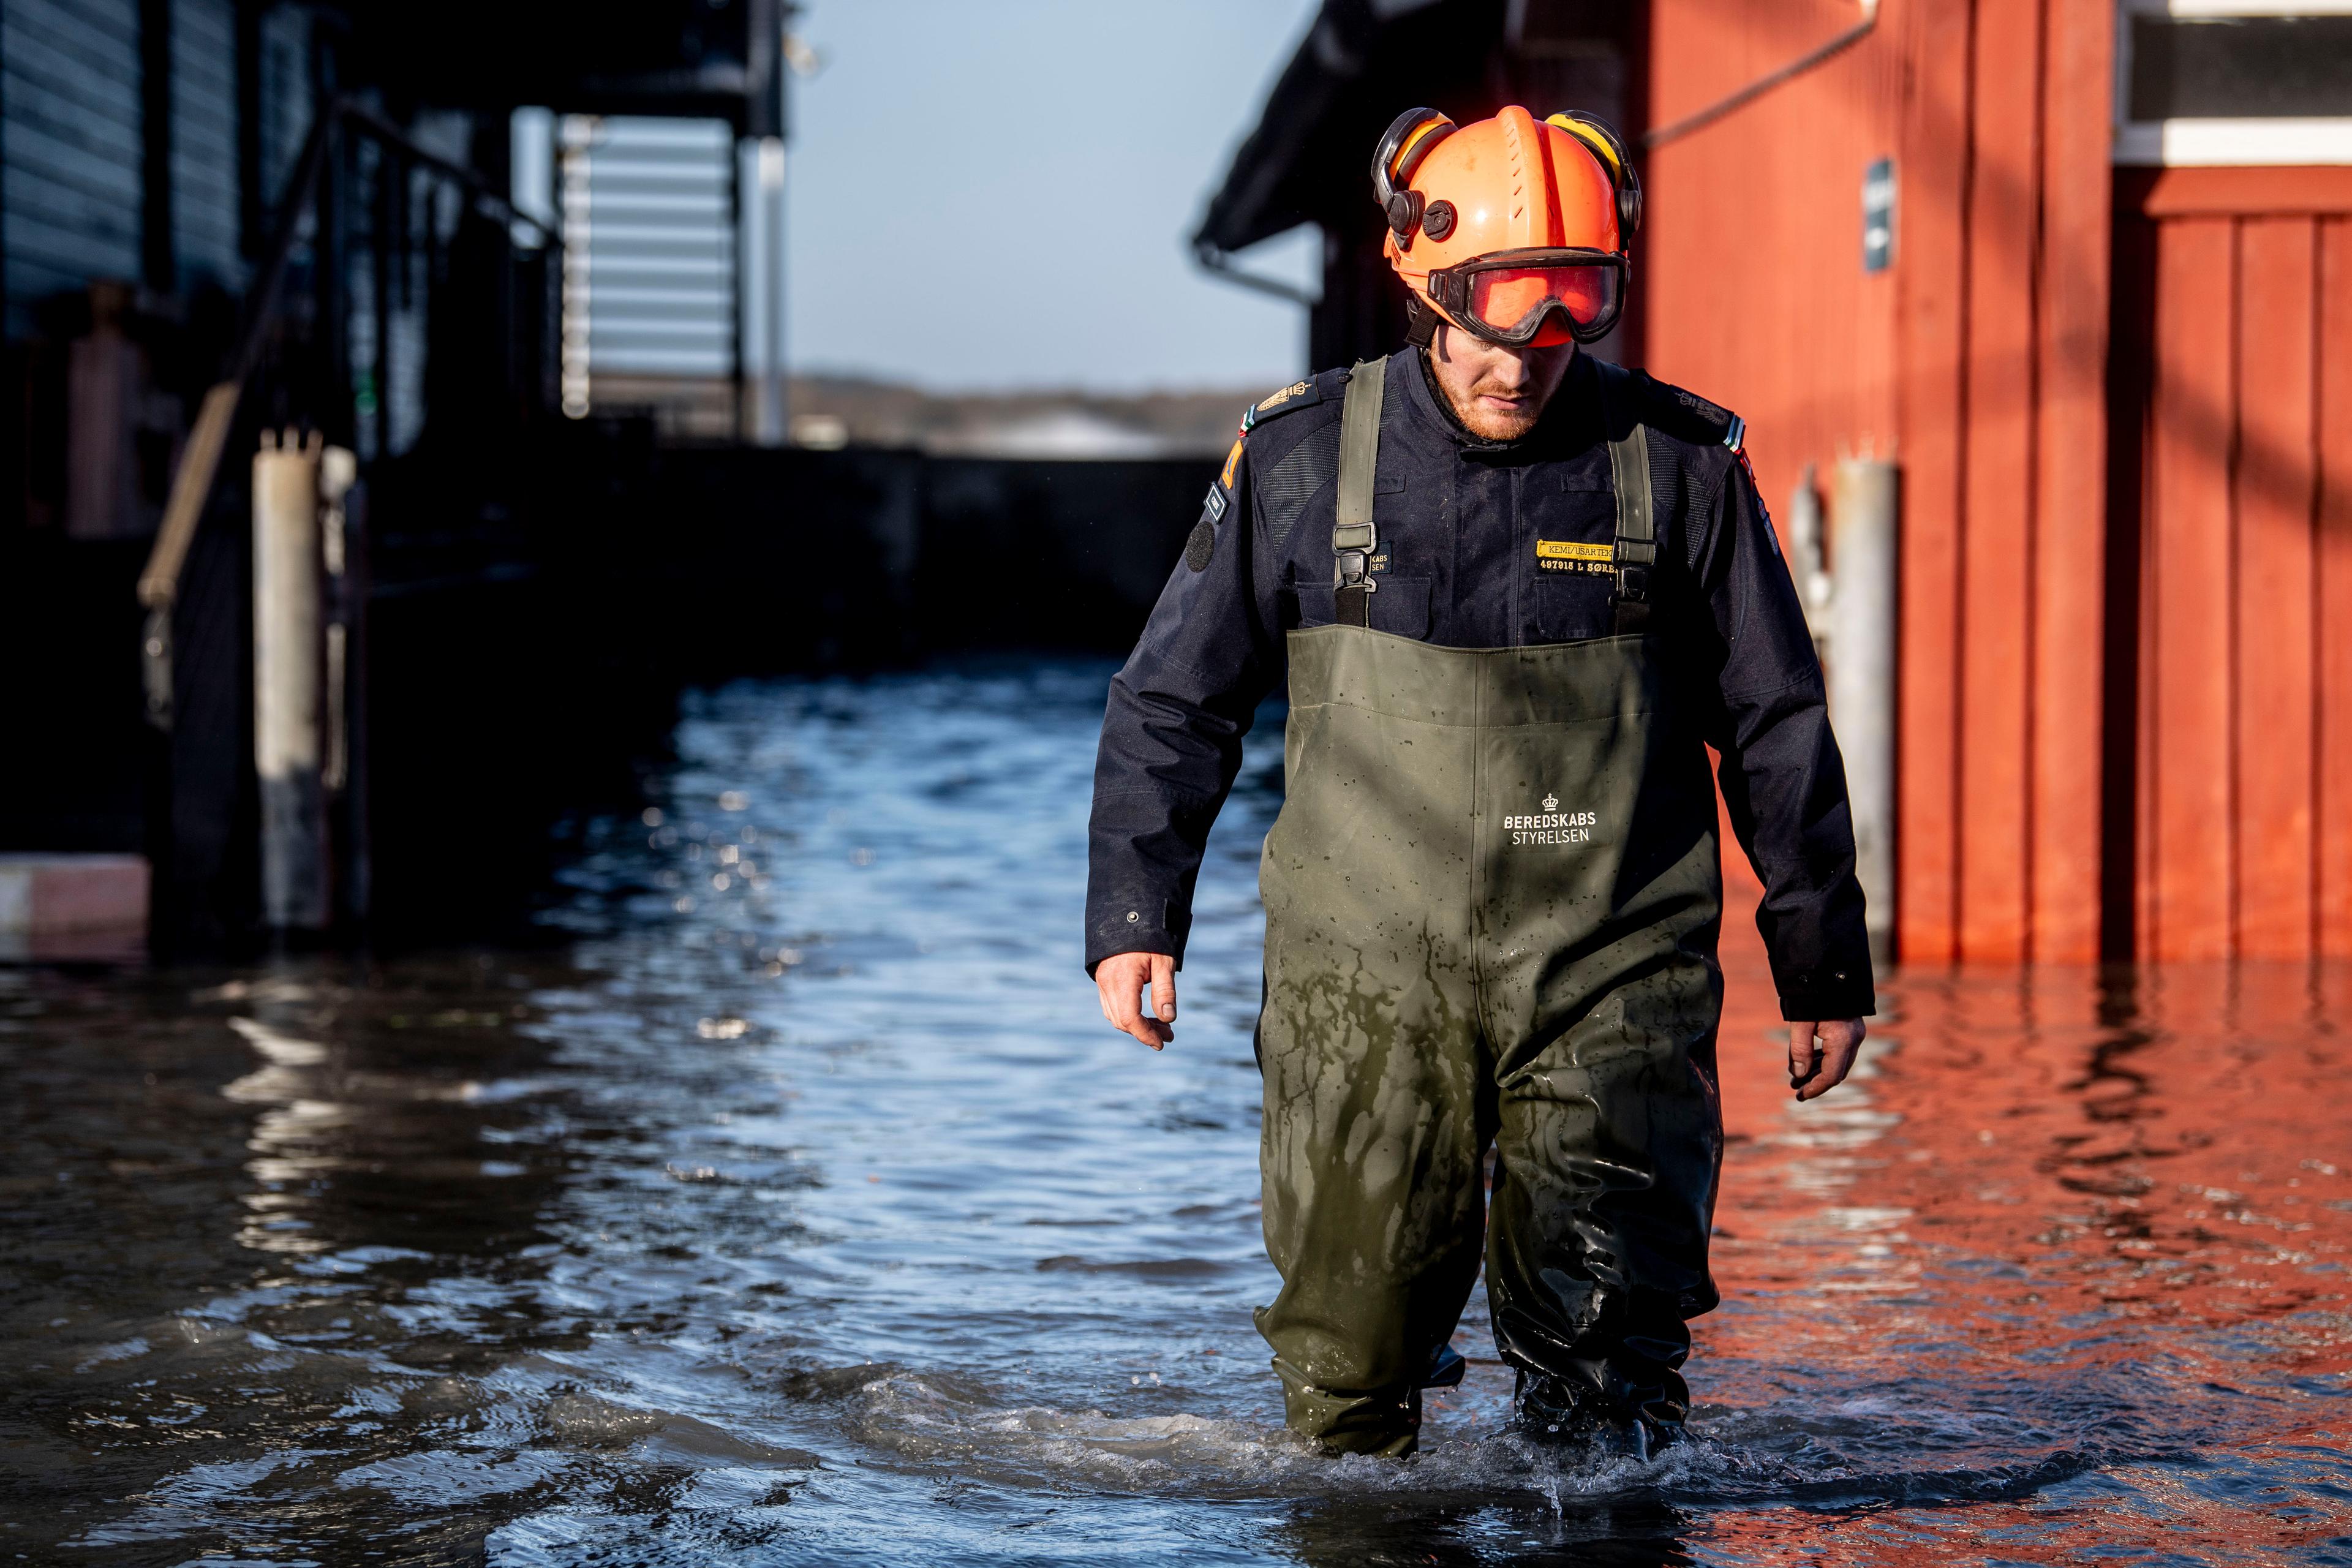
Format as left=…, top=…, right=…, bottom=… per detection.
left=1085, top=107, right=1872, bottom=1460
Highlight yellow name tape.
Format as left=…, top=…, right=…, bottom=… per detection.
left=1536, top=540, right=1614, bottom=562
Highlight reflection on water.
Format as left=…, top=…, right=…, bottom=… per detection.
left=2, top=660, right=2347, bottom=1566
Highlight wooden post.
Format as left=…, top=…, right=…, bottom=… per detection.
left=254, top=430, right=326, bottom=932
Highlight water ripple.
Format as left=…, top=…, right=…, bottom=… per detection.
left=2, top=660, right=2348, bottom=1564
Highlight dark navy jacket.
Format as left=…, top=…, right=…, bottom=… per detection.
left=1085, top=349, right=1874, bottom=1022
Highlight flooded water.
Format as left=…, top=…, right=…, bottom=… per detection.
left=5, top=660, right=2350, bottom=1566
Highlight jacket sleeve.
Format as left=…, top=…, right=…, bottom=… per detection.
left=1690, top=455, right=1877, bottom=1020
left=1084, top=444, right=1282, bottom=975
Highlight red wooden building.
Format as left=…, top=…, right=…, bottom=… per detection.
left=1202, top=0, right=2352, bottom=965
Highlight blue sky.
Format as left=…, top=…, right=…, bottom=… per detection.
left=785, top=0, right=1322, bottom=393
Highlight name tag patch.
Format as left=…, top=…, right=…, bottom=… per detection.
left=1536, top=538, right=1614, bottom=573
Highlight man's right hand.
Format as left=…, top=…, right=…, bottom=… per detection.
left=1096, top=951, right=1176, bottom=1050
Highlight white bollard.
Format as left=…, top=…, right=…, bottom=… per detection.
left=1787, top=463, right=1832, bottom=663
left=1828, top=457, right=1899, bottom=963
left=254, top=430, right=327, bottom=932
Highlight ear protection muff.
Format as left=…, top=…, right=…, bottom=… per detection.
left=1545, top=111, right=1642, bottom=244
left=1370, top=107, right=1457, bottom=249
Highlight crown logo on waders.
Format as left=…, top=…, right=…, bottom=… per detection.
left=1543, top=793, right=1558, bottom=812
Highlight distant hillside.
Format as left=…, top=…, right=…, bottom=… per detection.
left=581, top=371, right=1287, bottom=456
left=785, top=374, right=1270, bottom=458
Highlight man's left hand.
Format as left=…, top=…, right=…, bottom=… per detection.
left=1788, top=1019, right=1866, bottom=1101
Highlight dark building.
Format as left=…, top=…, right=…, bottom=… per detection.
left=0, top=0, right=791, bottom=952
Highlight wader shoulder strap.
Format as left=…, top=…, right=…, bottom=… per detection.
left=1593, top=359, right=1657, bottom=634
left=1333, top=356, right=1388, bottom=628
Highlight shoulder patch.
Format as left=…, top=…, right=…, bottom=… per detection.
left=1185, top=516, right=1216, bottom=572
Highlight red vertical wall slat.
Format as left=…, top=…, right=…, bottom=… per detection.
left=2029, top=0, right=2113, bottom=962
left=1954, top=0, right=2041, bottom=962
left=2231, top=219, right=2318, bottom=960
left=2140, top=218, right=2238, bottom=962
left=1894, top=0, right=1977, bottom=964
left=2318, top=219, right=2352, bottom=957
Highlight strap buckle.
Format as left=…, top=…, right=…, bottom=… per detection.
left=1615, top=535, right=1656, bottom=604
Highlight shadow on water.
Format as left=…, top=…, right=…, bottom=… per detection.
left=2, top=660, right=2349, bottom=1565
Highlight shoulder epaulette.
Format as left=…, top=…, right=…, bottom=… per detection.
left=1237, top=366, right=1349, bottom=434
left=1209, top=368, right=1349, bottom=505
left=1632, top=369, right=1746, bottom=454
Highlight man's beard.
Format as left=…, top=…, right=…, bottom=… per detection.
left=1451, top=380, right=1545, bottom=442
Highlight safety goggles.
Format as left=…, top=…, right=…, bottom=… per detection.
left=1422, top=247, right=1628, bottom=345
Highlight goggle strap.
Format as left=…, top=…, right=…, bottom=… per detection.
left=1403, top=294, right=1441, bottom=349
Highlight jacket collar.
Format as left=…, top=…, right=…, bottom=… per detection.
left=1401, top=344, right=1601, bottom=459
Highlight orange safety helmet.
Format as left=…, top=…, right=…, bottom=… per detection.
left=1373, top=105, right=1640, bottom=347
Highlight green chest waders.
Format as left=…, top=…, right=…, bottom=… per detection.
left=1252, top=356, right=1726, bottom=1457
